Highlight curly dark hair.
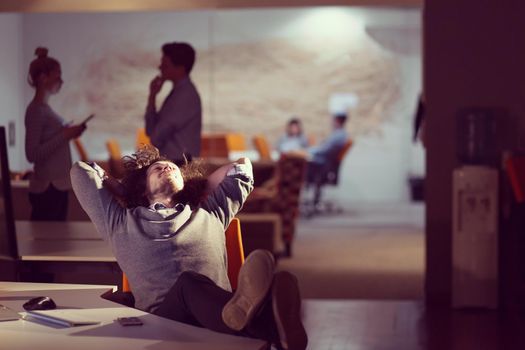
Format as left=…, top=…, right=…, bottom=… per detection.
left=120, top=145, right=207, bottom=209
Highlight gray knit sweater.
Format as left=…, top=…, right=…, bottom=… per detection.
left=70, top=161, right=253, bottom=312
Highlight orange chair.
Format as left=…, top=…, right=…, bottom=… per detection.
left=106, top=139, right=124, bottom=178
left=136, top=128, right=151, bottom=150
left=253, top=135, right=272, bottom=160
left=73, top=138, right=88, bottom=162
left=106, top=139, right=122, bottom=160
left=201, top=134, right=229, bottom=158
left=74, top=138, right=112, bottom=175
left=224, top=218, right=245, bottom=290
left=225, top=133, right=247, bottom=152
left=122, top=217, right=245, bottom=293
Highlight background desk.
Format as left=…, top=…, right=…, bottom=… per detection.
left=12, top=221, right=119, bottom=285
left=0, top=282, right=266, bottom=350
left=12, top=180, right=90, bottom=220
left=15, top=221, right=113, bottom=262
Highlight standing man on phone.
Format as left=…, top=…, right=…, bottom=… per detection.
left=145, top=42, right=202, bottom=165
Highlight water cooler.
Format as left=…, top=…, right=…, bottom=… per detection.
left=452, top=108, right=499, bottom=309
left=452, top=165, right=498, bottom=308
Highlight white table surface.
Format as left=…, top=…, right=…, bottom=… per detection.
left=0, top=281, right=116, bottom=292
left=0, top=282, right=266, bottom=350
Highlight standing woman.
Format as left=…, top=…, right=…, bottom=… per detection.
left=25, top=47, right=86, bottom=221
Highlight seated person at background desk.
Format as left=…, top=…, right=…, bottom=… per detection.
left=287, top=113, right=348, bottom=179
left=276, top=117, right=309, bottom=154
left=70, top=145, right=307, bottom=350
left=25, top=47, right=87, bottom=221
left=306, top=113, right=348, bottom=185
left=307, top=113, right=348, bottom=165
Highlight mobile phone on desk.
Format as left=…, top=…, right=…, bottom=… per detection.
left=117, top=316, right=143, bottom=326
left=81, top=114, right=95, bottom=125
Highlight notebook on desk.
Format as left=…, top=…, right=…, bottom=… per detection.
left=0, top=305, right=20, bottom=321
left=24, top=309, right=100, bottom=327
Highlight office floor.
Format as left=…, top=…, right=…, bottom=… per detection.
left=278, top=202, right=425, bottom=299
left=302, top=299, right=525, bottom=350
left=286, top=202, right=525, bottom=350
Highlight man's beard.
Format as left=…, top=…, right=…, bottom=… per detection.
left=152, top=177, right=181, bottom=198
left=171, top=177, right=208, bottom=208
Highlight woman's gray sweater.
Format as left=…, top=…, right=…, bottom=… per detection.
left=70, top=161, right=253, bottom=312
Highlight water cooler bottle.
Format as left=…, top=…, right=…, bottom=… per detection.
left=452, top=108, right=499, bottom=309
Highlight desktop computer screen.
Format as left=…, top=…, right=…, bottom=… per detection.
left=0, top=126, right=17, bottom=260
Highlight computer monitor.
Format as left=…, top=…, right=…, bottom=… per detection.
left=0, top=126, right=17, bottom=260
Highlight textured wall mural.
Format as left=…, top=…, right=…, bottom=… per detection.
left=58, top=32, right=400, bottom=156
left=199, top=36, right=400, bottom=142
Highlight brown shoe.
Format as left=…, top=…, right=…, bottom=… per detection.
left=272, top=271, right=308, bottom=350
left=222, top=249, right=275, bottom=331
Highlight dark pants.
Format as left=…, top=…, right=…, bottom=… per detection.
left=154, top=271, right=278, bottom=342
left=29, top=184, right=68, bottom=221
left=306, top=161, right=325, bottom=206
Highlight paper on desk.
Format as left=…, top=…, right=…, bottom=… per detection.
left=24, top=309, right=100, bottom=327
left=0, top=304, right=20, bottom=321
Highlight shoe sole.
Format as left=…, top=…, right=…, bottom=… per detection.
left=222, top=249, right=275, bottom=331
left=272, top=271, right=308, bottom=350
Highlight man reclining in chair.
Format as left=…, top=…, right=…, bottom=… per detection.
left=70, top=145, right=307, bottom=350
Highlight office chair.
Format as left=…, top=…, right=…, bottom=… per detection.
left=242, top=154, right=307, bottom=257
left=105, top=139, right=124, bottom=178
left=200, top=134, right=230, bottom=158
left=225, top=133, right=247, bottom=153
left=136, top=128, right=151, bottom=150
left=253, top=135, right=272, bottom=160
left=303, top=139, right=353, bottom=217
left=108, top=218, right=246, bottom=306
left=73, top=138, right=89, bottom=162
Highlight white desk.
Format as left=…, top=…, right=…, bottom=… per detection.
left=0, top=282, right=266, bottom=350
left=15, top=221, right=115, bottom=262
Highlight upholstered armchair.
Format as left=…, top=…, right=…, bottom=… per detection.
left=242, top=154, right=307, bottom=257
